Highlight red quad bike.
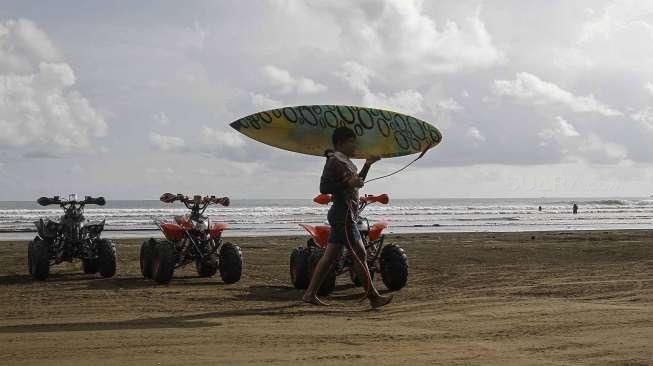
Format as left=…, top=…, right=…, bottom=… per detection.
left=290, top=193, right=408, bottom=296
left=140, top=193, right=243, bottom=284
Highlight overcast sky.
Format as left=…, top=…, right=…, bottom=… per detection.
left=1, top=0, right=652, bottom=200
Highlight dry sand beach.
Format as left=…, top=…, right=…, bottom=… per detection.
left=1, top=231, right=652, bottom=365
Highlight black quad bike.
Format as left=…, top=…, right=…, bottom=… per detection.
left=140, top=193, right=243, bottom=284
left=290, top=193, right=408, bottom=296
left=28, top=194, right=116, bottom=280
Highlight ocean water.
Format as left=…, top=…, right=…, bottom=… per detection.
left=1, top=197, right=653, bottom=240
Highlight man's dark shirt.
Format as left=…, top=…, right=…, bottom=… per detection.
left=319, top=151, right=370, bottom=225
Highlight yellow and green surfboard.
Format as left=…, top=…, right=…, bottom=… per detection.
left=230, top=105, right=442, bottom=159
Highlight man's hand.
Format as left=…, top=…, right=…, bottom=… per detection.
left=346, top=175, right=364, bottom=188
left=365, top=155, right=381, bottom=166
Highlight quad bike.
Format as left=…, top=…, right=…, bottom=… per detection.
left=28, top=194, right=116, bottom=280
left=140, top=193, right=243, bottom=284
left=290, top=193, right=408, bottom=296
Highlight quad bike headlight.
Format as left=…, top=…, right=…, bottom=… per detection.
left=194, top=220, right=209, bottom=232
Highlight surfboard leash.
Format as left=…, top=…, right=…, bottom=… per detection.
left=343, top=202, right=374, bottom=300
left=364, top=142, right=434, bottom=184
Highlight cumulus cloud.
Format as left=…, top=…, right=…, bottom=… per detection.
left=336, top=61, right=424, bottom=115
left=538, top=116, right=627, bottom=164
left=261, top=65, right=327, bottom=94
left=250, top=92, right=282, bottom=110
left=266, top=0, right=505, bottom=75
left=437, top=98, right=463, bottom=111
left=151, top=111, right=170, bottom=125
left=179, top=21, right=207, bottom=49
left=0, top=19, right=62, bottom=73
left=580, top=1, right=653, bottom=43
left=200, top=126, right=244, bottom=148
left=630, top=108, right=653, bottom=130
left=577, top=134, right=629, bottom=164
left=645, top=82, right=653, bottom=96
left=349, top=0, right=505, bottom=74
left=538, top=116, right=580, bottom=140
left=361, top=1, right=506, bottom=74
left=466, top=127, right=485, bottom=143
left=0, top=19, right=106, bottom=155
left=149, top=132, right=185, bottom=151
left=493, top=72, right=622, bottom=116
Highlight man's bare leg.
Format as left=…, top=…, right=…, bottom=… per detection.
left=350, top=239, right=393, bottom=308
left=302, top=243, right=341, bottom=305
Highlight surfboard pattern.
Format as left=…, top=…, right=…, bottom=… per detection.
left=230, top=105, right=442, bottom=158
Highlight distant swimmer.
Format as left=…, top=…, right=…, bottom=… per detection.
left=573, top=203, right=578, bottom=214
left=538, top=206, right=542, bottom=212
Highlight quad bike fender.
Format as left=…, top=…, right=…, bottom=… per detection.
left=34, top=218, right=59, bottom=239
left=368, top=220, right=388, bottom=241
left=210, top=223, right=229, bottom=238
left=299, top=224, right=330, bottom=248
left=173, top=215, right=193, bottom=230
left=159, top=223, right=185, bottom=241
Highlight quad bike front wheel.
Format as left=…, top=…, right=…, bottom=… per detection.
left=82, top=258, right=99, bottom=274
left=196, top=253, right=218, bottom=277
left=140, top=239, right=155, bottom=278
left=309, top=248, right=336, bottom=296
left=97, top=239, right=117, bottom=278
left=379, top=244, right=408, bottom=290
left=290, top=246, right=311, bottom=289
left=152, top=240, right=176, bottom=284
left=219, top=242, right=242, bottom=284
left=29, top=237, right=50, bottom=281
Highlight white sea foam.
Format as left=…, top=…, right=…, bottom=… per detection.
left=1, top=198, right=653, bottom=237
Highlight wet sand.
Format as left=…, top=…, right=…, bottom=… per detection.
left=0, top=231, right=652, bottom=365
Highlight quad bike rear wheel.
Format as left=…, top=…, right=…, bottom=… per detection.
left=30, top=237, right=50, bottom=281
left=152, top=240, right=176, bottom=284
left=219, top=242, right=242, bottom=284
left=82, top=258, right=99, bottom=274
left=290, top=246, right=311, bottom=289
left=196, top=253, right=218, bottom=277
left=309, top=248, right=336, bottom=296
left=97, top=239, right=117, bottom=278
left=380, top=244, right=408, bottom=290
left=139, top=239, right=155, bottom=278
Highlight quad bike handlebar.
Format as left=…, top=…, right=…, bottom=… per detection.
left=37, top=195, right=106, bottom=207
left=160, top=193, right=230, bottom=207
left=361, top=194, right=389, bottom=205
left=313, top=193, right=389, bottom=205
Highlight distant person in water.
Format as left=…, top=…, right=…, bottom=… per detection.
left=303, top=127, right=392, bottom=308
left=538, top=206, right=542, bottom=212
left=573, top=203, right=578, bottom=214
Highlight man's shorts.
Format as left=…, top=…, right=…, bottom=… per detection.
left=328, top=222, right=362, bottom=246
left=327, top=206, right=362, bottom=246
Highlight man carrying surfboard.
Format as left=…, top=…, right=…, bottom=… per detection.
left=303, top=127, right=393, bottom=308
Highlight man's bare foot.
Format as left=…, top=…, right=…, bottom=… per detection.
left=369, top=294, right=393, bottom=308
left=302, top=294, right=329, bottom=306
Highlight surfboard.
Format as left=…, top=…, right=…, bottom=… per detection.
left=230, top=105, right=442, bottom=159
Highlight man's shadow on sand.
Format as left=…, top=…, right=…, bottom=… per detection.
left=229, top=283, right=391, bottom=302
